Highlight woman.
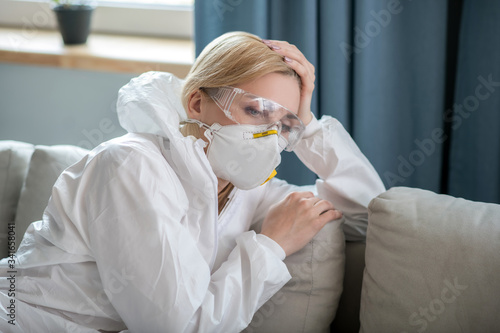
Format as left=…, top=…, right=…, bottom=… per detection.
left=0, top=32, right=385, bottom=332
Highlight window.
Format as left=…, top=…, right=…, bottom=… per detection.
left=103, top=0, right=193, bottom=5
left=0, top=0, right=194, bottom=39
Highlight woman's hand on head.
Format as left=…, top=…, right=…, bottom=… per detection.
left=260, top=191, right=342, bottom=257
left=262, top=39, right=315, bottom=126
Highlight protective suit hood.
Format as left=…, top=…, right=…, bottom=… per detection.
left=116, top=71, right=188, bottom=141
left=116, top=71, right=215, bottom=189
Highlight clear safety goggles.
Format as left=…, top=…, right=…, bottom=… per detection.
left=202, top=86, right=305, bottom=152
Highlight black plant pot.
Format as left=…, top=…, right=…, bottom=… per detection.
left=53, top=5, right=94, bottom=45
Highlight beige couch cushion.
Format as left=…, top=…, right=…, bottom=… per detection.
left=0, top=141, right=34, bottom=258
left=14, top=145, right=89, bottom=249
left=360, top=187, right=500, bottom=333
left=245, top=218, right=345, bottom=333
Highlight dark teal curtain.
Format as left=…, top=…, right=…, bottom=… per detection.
left=447, top=1, right=500, bottom=203
left=195, top=0, right=500, bottom=204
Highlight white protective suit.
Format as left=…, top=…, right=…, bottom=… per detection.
left=0, top=72, right=385, bottom=333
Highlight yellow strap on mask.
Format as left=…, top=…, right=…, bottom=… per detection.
left=261, top=169, right=277, bottom=186
left=253, top=129, right=278, bottom=139
left=254, top=130, right=278, bottom=185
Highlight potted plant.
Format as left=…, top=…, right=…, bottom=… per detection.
left=51, top=0, right=96, bottom=45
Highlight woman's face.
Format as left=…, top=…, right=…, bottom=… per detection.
left=191, top=72, right=301, bottom=127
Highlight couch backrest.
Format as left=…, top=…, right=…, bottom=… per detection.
left=0, top=141, right=89, bottom=256
left=0, top=141, right=35, bottom=258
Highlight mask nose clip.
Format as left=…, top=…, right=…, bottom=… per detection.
left=267, top=121, right=282, bottom=136
left=251, top=122, right=281, bottom=139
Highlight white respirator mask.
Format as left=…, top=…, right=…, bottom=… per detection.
left=183, top=86, right=305, bottom=190
left=184, top=119, right=281, bottom=190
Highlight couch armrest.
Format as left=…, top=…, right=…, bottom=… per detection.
left=331, top=241, right=365, bottom=333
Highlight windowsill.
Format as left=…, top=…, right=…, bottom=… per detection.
left=0, top=26, right=194, bottom=77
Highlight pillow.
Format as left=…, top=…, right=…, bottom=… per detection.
left=0, top=141, right=35, bottom=258
left=244, top=218, right=345, bottom=333
left=14, top=144, right=89, bottom=250
left=360, top=187, right=500, bottom=332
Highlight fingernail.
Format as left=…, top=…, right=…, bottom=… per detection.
left=284, top=56, right=292, bottom=62
left=270, top=44, right=281, bottom=50
left=261, top=39, right=271, bottom=45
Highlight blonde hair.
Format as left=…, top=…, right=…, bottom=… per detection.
left=181, top=31, right=300, bottom=113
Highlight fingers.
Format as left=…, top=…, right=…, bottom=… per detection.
left=319, top=209, right=343, bottom=224
left=262, top=40, right=315, bottom=78
left=284, top=60, right=315, bottom=97
left=262, top=39, right=315, bottom=125
left=263, top=41, right=314, bottom=81
left=261, top=191, right=343, bottom=256
left=262, top=40, right=309, bottom=65
left=287, top=191, right=342, bottom=221
left=314, top=198, right=335, bottom=212
left=313, top=199, right=342, bottom=220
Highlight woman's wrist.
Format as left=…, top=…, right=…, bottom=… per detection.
left=300, top=110, right=314, bottom=126
left=301, top=112, right=320, bottom=139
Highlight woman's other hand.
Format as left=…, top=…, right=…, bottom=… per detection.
left=260, top=191, right=342, bottom=257
left=262, top=39, right=315, bottom=126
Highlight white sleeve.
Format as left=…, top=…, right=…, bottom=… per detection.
left=254, top=115, right=386, bottom=241
left=84, top=144, right=291, bottom=333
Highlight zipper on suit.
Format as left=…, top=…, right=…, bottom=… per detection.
left=218, top=187, right=238, bottom=222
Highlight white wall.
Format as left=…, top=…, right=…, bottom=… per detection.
left=0, top=63, right=136, bottom=148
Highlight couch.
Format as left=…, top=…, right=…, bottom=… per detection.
left=1, top=140, right=499, bottom=333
